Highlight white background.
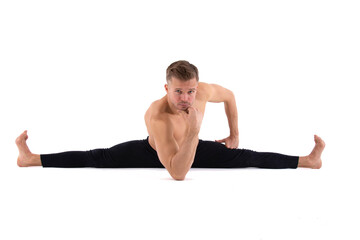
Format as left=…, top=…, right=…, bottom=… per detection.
left=1, top=0, right=359, bottom=239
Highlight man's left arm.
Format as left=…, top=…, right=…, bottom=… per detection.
left=203, top=83, right=239, bottom=149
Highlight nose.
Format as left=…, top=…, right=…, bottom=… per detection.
left=180, top=93, right=188, bottom=102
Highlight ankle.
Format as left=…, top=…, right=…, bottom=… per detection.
left=298, top=156, right=311, bottom=168
left=30, top=154, right=42, bottom=166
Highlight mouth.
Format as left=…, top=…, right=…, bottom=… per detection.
left=178, top=103, right=189, bottom=108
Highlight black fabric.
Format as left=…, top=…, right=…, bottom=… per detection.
left=41, top=137, right=299, bottom=169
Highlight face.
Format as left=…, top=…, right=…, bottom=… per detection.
left=165, top=77, right=198, bottom=111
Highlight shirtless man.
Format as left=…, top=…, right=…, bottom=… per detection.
left=16, top=60, right=325, bottom=180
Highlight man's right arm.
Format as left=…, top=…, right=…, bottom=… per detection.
left=151, top=108, right=202, bottom=180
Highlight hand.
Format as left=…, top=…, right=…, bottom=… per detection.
left=215, top=135, right=239, bottom=149
left=179, top=107, right=203, bottom=135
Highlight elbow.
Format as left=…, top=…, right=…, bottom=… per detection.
left=223, top=90, right=235, bottom=104
left=170, top=171, right=186, bottom=181
left=169, top=168, right=187, bottom=181
left=225, top=91, right=237, bottom=109
left=168, top=159, right=187, bottom=181
left=172, top=175, right=186, bottom=181
left=227, top=90, right=235, bottom=101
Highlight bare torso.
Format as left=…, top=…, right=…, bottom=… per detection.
left=144, top=82, right=208, bottom=151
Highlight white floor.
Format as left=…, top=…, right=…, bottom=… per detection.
left=1, top=158, right=359, bottom=240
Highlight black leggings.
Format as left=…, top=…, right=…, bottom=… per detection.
left=40, top=137, right=299, bottom=169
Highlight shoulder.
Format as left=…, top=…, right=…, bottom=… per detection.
left=197, top=82, right=234, bottom=103
left=196, top=82, right=212, bottom=101
left=147, top=98, right=162, bottom=112
left=145, top=97, right=166, bottom=120
left=145, top=99, right=172, bottom=131
left=198, top=82, right=211, bottom=92
left=197, top=82, right=224, bottom=102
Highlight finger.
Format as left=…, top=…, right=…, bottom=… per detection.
left=187, top=106, right=195, bottom=111
left=188, top=106, right=200, bottom=114
left=178, top=110, right=188, bottom=115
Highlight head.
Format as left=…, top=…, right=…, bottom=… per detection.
left=165, top=60, right=199, bottom=111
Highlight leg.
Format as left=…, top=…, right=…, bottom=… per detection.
left=16, top=130, right=94, bottom=167
left=16, top=130, right=93, bottom=167
left=192, top=140, right=299, bottom=168
left=16, top=131, right=163, bottom=168
left=192, top=135, right=325, bottom=169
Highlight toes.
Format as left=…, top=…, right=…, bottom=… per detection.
left=16, top=131, right=28, bottom=145
left=314, top=135, right=326, bottom=150
left=314, top=135, right=323, bottom=143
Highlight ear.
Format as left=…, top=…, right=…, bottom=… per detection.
left=164, top=84, right=168, bottom=93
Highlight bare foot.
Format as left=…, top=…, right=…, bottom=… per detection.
left=307, top=135, right=325, bottom=169
left=16, top=130, right=39, bottom=167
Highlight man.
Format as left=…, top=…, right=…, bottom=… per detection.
left=16, top=60, right=325, bottom=180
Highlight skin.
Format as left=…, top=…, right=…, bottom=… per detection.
left=16, top=77, right=325, bottom=180
left=143, top=77, right=324, bottom=180
left=144, top=77, right=240, bottom=180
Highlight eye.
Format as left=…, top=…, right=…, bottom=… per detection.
left=188, top=90, right=194, bottom=94
left=175, top=90, right=182, bottom=94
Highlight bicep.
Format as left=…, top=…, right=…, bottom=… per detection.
left=151, top=120, right=179, bottom=172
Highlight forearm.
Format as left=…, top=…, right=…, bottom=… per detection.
left=224, top=91, right=239, bottom=137
left=170, top=133, right=199, bottom=180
